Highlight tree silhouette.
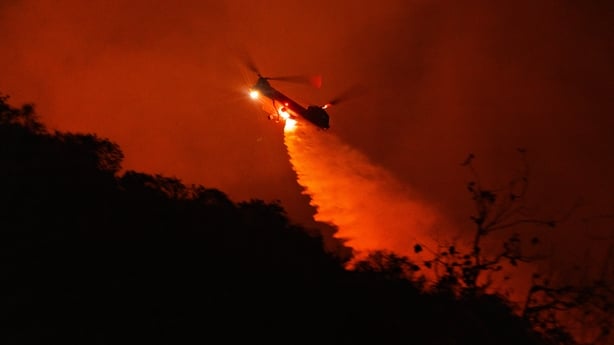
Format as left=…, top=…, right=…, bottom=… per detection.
left=411, top=151, right=612, bottom=344
left=414, top=151, right=560, bottom=294
left=522, top=251, right=613, bottom=345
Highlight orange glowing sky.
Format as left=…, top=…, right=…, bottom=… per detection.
left=1, top=1, right=613, bottom=270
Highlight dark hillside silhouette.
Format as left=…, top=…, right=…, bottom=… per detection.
left=1, top=94, right=552, bottom=344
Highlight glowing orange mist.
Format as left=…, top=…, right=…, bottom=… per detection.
left=284, top=121, right=446, bottom=262
left=284, top=118, right=297, bottom=132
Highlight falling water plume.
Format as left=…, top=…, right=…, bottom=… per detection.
left=284, top=121, right=445, bottom=262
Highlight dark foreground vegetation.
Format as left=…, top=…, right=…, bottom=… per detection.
left=0, top=95, right=607, bottom=344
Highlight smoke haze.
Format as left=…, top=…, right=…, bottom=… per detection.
left=1, top=0, right=612, bottom=290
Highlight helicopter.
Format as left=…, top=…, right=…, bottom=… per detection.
left=248, top=73, right=333, bottom=130
left=243, top=58, right=357, bottom=130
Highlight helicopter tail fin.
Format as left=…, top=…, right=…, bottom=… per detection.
left=310, top=75, right=323, bottom=89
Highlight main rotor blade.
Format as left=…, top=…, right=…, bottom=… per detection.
left=268, top=74, right=322, bottom=88
left=234, top=46, right=261, bottom=75
left=245, top=57, right=261, bottom=76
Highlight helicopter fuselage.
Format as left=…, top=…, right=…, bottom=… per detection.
left=250, top=77, right=330, bottom=130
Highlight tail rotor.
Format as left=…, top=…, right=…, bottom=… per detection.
left=323, top=84, right=367, bottom=109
